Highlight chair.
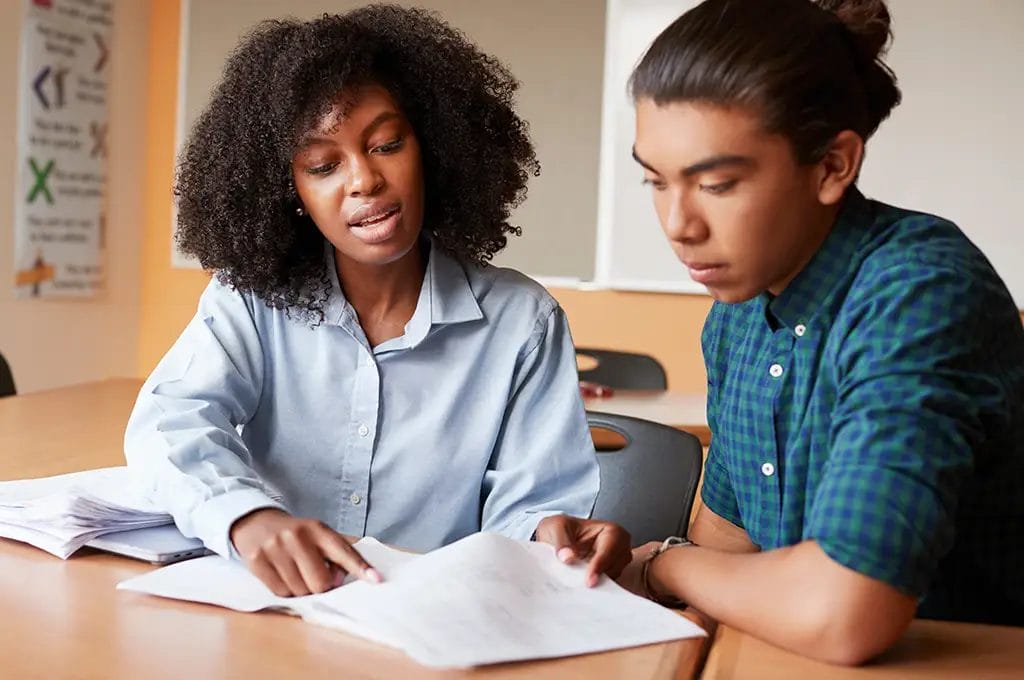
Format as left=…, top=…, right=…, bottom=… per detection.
left=576, top=347, right=667, bottom=390
left=0, top=352, right=15, bottom=398
left=587, top=411, right=703, bottom=545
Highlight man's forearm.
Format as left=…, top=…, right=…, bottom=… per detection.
left=647, top=540, right=916, bottom=665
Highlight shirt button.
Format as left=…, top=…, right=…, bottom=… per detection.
left=761, top=462, right=775, bottom=477
left=769, top=363, right=784, bottom=378
left=357, top=424, right=370, bottom=437
left=794, top=324, right=807, bottom=337
left=350, top=493, right=362, bottom=506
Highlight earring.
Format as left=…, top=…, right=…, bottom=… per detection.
left=295, top=206, right=305, bottom=216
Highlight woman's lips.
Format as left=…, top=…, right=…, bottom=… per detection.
left=349, top=207, right=402, bottom=244
left=348, top=202, right=400, bottom=227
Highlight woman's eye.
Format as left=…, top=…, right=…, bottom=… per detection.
left=306, top=162, right=338, bottom=176
left=373, top=138, right=403, bottom=154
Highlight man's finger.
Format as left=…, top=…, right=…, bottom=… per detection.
left=317, top=527, right=382, bottom=583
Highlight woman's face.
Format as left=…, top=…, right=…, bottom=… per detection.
left=291, top=85, right=425, bottom=268
left=633, top=99, right=833, bottom=303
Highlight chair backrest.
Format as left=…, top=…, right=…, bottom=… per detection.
left=576, top=347, right=667, bottom=390
left=0, top=352, right=15, bottom=398
left=587, top=411, right=702, bottom=545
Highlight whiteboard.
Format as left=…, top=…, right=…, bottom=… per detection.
left=595, top=0, right=703, bottom=294
left=595, top=0, right=1024, bottom=306
left=171, top=0, right=606, bottom=280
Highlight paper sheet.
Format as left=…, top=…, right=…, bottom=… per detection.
left=0, top=467, right=172, bottom=558
left=119, top=532, right=705, bottom=668
left=313, top=533, right=705, bottom=667
left=116, top=536, right=416, bottom=612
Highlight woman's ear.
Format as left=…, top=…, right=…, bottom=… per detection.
left=816, top=130, right=864, bottom=206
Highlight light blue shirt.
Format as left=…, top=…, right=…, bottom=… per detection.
left=124, top=241, right=598, bottom=557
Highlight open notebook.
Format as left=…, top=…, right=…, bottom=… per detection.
left=118, top=533, right=706, bottom=668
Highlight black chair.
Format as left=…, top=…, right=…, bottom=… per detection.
left=0, top=352, right=15, bottom=398
left=588, top=411, right=702, bottom=545
left=576, top=347, right=667, bottom=390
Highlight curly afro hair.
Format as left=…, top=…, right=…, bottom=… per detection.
left=174, top=4, right=539, bottom=320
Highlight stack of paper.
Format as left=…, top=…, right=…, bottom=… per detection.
left=119, top=532, right=706, bottom=668
left=0, top=467, right=172, bottom=558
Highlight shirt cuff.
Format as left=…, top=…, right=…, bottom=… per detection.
left=502, top=510, right=566, bottom=542
left=188, top=488, right=286, bottom=559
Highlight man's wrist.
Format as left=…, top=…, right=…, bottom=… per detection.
left=641, top=536, right=692, bottom=607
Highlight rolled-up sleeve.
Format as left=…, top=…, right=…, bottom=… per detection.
left=124, top=279, right=284, bottom=558
left=804, top=262, right=1003, bottom=596
left=480, top=304, right=599, bottom=540
left=699, top=304, right=744, bottom=529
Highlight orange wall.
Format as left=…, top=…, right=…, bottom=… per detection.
left=137, top=0, right=210, bottom=378
left=553, top=289, right=711, bottom=391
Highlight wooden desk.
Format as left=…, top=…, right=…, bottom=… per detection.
left=0, top=379, right=707, bottom=679
left=586, top=390, right=710, bottom=447
left=704, top=620, right=1024, bottom=679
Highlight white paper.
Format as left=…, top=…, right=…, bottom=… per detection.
left=117, top=537, right=417, bottom=612
left=120, top=532, right=704, bottom=668
left=314, top=533, right=705, bottom=667
left=0, top=467, right=172, bottom=558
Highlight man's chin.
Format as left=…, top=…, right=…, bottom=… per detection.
left=706, top=284, right=760, bottom=305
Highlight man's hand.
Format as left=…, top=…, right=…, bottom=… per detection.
left=534, top=515, right=632, bottom=586
left=230, top=508, right=382, bottom=597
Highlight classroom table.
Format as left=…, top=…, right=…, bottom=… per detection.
left=702, top=618, right=1024, bottom=679
left=584, top=390, right=710, bottom=446
left=4, top=379, right=1023, bottom=679
left=0, top=379, right=707, bottom=679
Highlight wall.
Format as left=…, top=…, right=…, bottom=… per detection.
left=137, top=0, right=1022, bottom=394
left=0, top=0, right=149, bottom=393
left=136, top=0, right=210, bottom=381
left=179, top=0, right=605, bottom=281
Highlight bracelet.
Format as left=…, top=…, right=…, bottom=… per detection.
left=640, top=536, right=692, bottom=608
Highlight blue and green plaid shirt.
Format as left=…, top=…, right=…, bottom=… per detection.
left=700, top=189, right=1024, bottom=625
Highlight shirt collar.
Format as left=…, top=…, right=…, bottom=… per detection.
left=322, top=235, right=483, bottom=346
left=766, top=188, right=872, bottom=332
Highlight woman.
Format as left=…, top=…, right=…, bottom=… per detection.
left=125, top=5, right=629, bottom=597
left=618, top=0, right=1024, bottom=665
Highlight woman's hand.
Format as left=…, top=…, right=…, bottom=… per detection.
left=230, top=508, right=382, bottom=597
left=534, top=515, right=632, bottom=586
left=616, top=541, right=661, bottom=596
